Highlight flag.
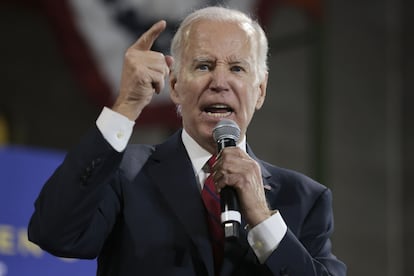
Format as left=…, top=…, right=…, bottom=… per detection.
left=37, top=0, right=320, bottom=127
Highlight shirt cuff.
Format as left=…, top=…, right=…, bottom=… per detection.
left=247, top=210, right=287, bottom=264
left=96, top=107, right=135, bottom=152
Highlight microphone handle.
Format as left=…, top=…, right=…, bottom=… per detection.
left=217, top=138, right=241, bottom=240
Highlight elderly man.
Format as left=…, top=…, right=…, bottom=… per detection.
left=28, top=6, right=346, bottom=276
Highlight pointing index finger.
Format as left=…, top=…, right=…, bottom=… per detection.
left=132, top=20, right=167, bottom=51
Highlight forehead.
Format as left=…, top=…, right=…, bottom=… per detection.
left=182, top=20, right=256, bottom=61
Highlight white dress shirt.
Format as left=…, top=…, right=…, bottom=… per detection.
left=96, top=107, right=287, bottom=263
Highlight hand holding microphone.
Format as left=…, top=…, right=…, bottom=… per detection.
left=212, top=119, right=272, bottom=239
left=213, top=119, right=242, bottom=239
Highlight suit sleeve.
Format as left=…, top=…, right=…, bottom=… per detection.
left=264, top=189, right=347, bottom=276
left=28, top=126, right=124, bottom=259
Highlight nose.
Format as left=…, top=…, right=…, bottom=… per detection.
left=209, top=65, right=229, bottom=92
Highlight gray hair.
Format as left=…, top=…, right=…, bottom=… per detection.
left=170, top=6, right=269, bottom=82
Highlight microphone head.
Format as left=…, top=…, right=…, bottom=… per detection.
left=213, top=119, right=241, bottom=143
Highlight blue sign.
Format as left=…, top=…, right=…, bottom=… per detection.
left=0, top=146, right=96, bottom=276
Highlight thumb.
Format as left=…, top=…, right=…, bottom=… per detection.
left=132, top=20, right=166, bottom=51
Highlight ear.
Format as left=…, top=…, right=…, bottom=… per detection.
left=169, top=72, right=180, bottom=104
left=255, top=72, right=268, bottom=110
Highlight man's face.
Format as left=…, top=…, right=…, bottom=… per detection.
left=170, top=20, right=268, bottom=153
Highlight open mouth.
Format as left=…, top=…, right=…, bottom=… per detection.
left=203, top=104, right=233, bottom=118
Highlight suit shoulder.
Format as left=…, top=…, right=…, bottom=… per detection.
left=261, top=161, right=328, bottom=196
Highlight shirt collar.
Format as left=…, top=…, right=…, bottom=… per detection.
left=181, top=128, right=247, bottom=176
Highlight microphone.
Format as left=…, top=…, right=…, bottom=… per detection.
left=212, top=119, right=241, bottom=240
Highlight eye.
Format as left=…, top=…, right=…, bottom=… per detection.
left=196, top=64, right=210, bottom=71
left=230, top=65, right=245, bottom=73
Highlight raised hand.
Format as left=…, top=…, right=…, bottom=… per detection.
left=112, top=20, right=174, bottom=121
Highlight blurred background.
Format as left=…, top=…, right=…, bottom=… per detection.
left=0, top=0, right=413, bottom=275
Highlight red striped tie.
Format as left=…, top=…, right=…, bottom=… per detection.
left=201, top=155, right=224, bottom=275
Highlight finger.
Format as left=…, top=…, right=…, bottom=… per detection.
left=149, top=63, right=171, bottom=93
left=213, top=149, right=236, bottom=169
left=146, top=53, right=171, bottom=76
left=132, top=20, right=167, bottom=51
left=165, top=55, right=174, bottom=70
left=151, top=74, right=165, bottom=94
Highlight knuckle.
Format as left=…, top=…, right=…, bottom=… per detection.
left=248, top=159, right=261, bottom=173
left=139, top=74, right=152, bottom=84
left=222, top=173, right=231, bottom=185
left=124, top=49, right=135, bottom=59
left=155, top=52, right=165, bottom=59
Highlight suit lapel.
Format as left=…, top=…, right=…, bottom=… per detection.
left=146, top=130, right=214, bottom=275
left=247, top=144, right=281, bottom=197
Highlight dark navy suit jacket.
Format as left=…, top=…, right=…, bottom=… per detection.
left=28, top=127, right=346, bottom=275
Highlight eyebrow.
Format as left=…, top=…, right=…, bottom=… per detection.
left=192, top=56, right=251, bottom=67
left=228, top=59, right=250, bottom=67
left=192, top=57, right=214, bottom=64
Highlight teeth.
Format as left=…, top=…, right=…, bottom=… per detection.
left=206, top=111, right=232, bottom=117
left=203, top=103, right=233, bottom=117
left=211, top=104, right=229, bottom=108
